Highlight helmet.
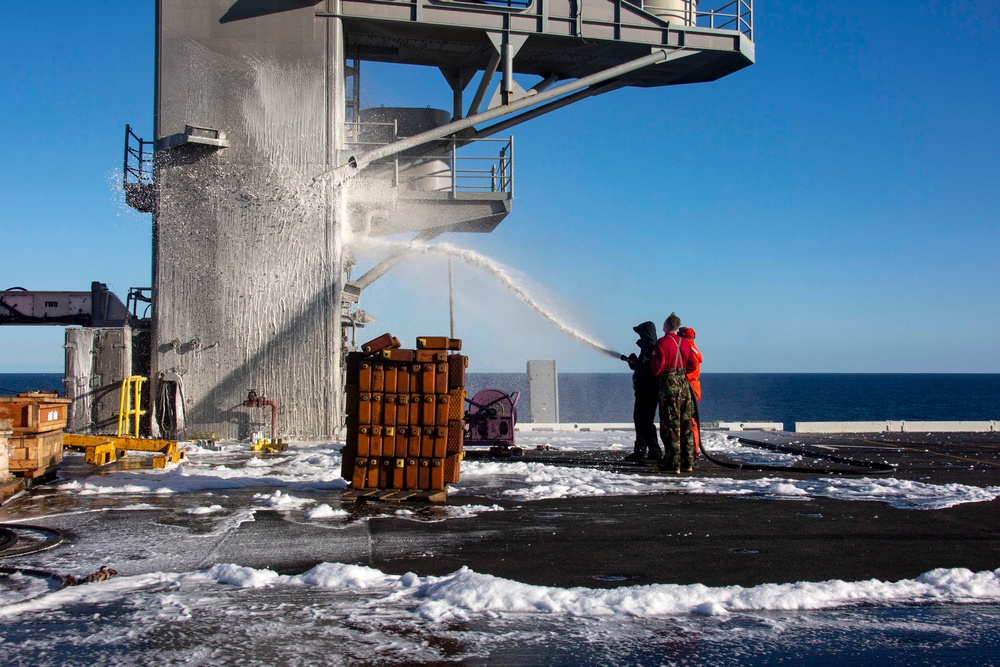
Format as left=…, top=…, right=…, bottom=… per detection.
left=678, top=327, right=696, bottom=339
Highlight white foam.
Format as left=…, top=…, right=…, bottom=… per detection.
left=7, top=562, right=997, bottom=623
left=49, top=435, right=1000, bottom=511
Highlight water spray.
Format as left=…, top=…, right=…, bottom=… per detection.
left=359, top=238, right=625, bottom=359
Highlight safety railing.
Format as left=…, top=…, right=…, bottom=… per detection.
left=695, top=0, right=752, bottom=40
left=123, top=124, right=155, bottom=213
left=437, top=0, right=531, bottom=7
left=345, top=121, right=514, bottom=195
left=628, top=0, right=752, bottom=40
left=123, top=124, right=153, bottom=187
left=118, top=376, right=147, bottom=439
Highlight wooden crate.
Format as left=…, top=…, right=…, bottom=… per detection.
left=9, top=430, right=63, bottom=478
left=0, top=419, right=11, bottom=479
left=0, top=392, right=71, bottom=434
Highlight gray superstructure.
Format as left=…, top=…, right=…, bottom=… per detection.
left=148, top=0, right=754, bottom=439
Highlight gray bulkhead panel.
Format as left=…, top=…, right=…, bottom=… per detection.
left=154, top=0, right=346, bottom=439
left=65, top=327, right=134, bottom=434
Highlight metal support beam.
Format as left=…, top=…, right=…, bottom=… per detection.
left=467, top=50, right=501, bottom=118
left=317, top=48, right=694, bottom=185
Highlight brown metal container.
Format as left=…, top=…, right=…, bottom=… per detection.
left=358, top=361, right=373, bottom=392
left=448, top=389, right=467, bottom=421
left=406, top=428, right=422, bottom=458
left=365, top=458, right=379, bottom=487
left=416, top=336, right=462, bottom=351
left=396, top=394, right=411, bottom=426
left=420, top=428, right=435, bottom=458
left=369, top=426, right=384, bottom=457
left=360, top=333, right=400, bottom=354
left=431, top=427, right=447, bottom=458
left=352, top=458, right=369, bottom=488
left=357, top=426, right=371, bottom=456
left=430, top=459, right=445, bottom=489
left=392, top=458, right=405, bottom=489
left=447, top=354, right=467, bottom=390
left=384, top=364, right=398, bottom=394
left=447, top=420, right=464, bottom=454
left=383, top=394, right=397, bottom=426
left=435, top=395, right=450, bottom=426
left=434, top=363, right=449, bottom=395
left=341, top=444, right=357, bottom=480
left=414, top=350, right=447, bottom=363
left=371, top=363, right=385, bottom=393
left=378, top=348, right=415, bottom=363
left=405, top=458, right=418, bottom=488
left=444, top=453, right=461, bottom=484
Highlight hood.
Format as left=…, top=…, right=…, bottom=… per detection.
left=633, top=321, right=657, bottom=345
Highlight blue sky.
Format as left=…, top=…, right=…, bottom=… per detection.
left=1, top=1, right=998, bottom=373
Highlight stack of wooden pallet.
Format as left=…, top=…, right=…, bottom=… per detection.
left=342, top=333, right=467, bottom=501
left=0, top=391, right=70, bottom=481
left=0, top=419, right=11, bottom=482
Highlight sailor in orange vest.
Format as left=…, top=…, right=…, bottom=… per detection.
left=677, top=327, right=702, bottom=457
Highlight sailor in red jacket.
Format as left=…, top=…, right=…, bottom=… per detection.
left=650, top=313, right=698, bottom=472
left=677, top=326, right=702, bottom=457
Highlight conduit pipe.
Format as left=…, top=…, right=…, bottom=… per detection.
left=315, top=48, right=694, bottom=185
left=472, top=80, right=627, bottom=140
left=245, top=390, right=278, bottom=441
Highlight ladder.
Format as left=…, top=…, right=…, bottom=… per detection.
left=117, top=376, right=147, bottom=438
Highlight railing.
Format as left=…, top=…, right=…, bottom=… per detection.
left=625, top=0, right=752, bottom=40
left=345, top=121, right=514, bottom=196
left=123, top=124, right=156, bottom=213
left=695, top=0, right=752, bottom=40
left=123, top=124, right=153, bottom=187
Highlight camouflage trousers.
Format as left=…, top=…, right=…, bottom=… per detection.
left=657, top=371, right=696, bottom=468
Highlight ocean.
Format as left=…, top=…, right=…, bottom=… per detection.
left=4, top=373, right=999, bottom=427
left=469, top=373, right=1000, bottom=427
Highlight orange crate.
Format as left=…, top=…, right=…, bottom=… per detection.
left=384, top=364, right=398, bottom=393
left=416, top=337, right=462, bottom=351
left=378, top=348, right=415, bottom=362
left=431, top=427, right=447, bottom=458
left=434, top=363, right=449, bottom=395
left=435, top=395, right=450, bottom=426
left=417, top=459, right=431, bottom=489
left=392, top=458, right=405, bottom=489
left=444, top=454, right=461, bottom=483
left=448, top=389, right=466, bottom=421
left=447, top=421, right=464, bottom=454
left=360, top=333, right=400, bottom=354
left=430, top=459, right=445, bottom=489
left=341, top=445, right=357, bottom=480
left=352, top=457, right=369, bottom=488
left=371, top=363, right=385, bottom=393
left=447, top=354, right=467, bottom=390
left=414, top=350, right=447, bottom=363
left=405, top=458, right=419, bottom=488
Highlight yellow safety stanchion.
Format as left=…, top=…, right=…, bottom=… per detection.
left=117, top=376, right=147, bottom=438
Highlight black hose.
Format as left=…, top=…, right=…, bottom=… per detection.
left=0, top=524, right=65, bottom=559
left=699, top=433, right=896, bottom=476
left=466, top=429, right=895, bottom=476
